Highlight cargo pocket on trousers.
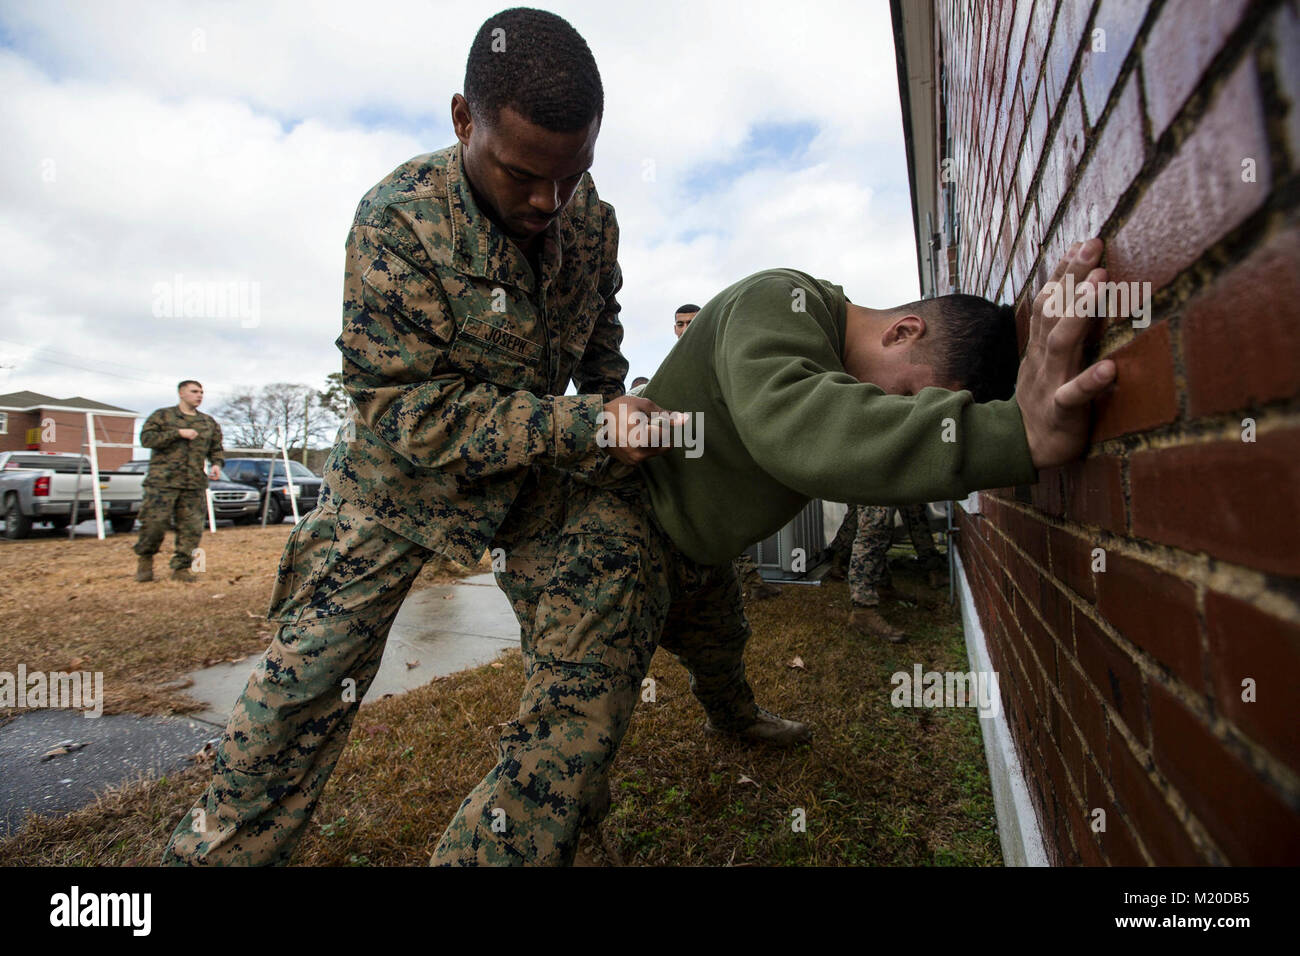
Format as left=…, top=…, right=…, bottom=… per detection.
left=533, top=531, right=642, bottom=676
left=266, top=496, right=342, bottom=624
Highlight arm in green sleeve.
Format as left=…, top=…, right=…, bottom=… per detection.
left=715, top=276, right=1037, bottom=504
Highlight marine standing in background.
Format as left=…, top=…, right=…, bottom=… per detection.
left=133, top=380, right=224, bottom=583
left=840, top=503, right=945, bottom=643
left=673, top=303, right=699, bottom=339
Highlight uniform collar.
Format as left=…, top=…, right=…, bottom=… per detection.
left=448, top=143, right=569, bottom=295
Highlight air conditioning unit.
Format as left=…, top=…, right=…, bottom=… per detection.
left=745, top=499, right=825, bottom=576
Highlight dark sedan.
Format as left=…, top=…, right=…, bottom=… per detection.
left=117, top=461, right=263, bottom=524
left=222, top=458, right=322, bottom=524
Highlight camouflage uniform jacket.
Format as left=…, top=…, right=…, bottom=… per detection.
left=322, top=144, right=628, bottom=565
left=139, top=406, right=224, bottom=489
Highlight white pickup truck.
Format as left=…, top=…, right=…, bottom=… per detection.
left=0, top=451, right=146, bottom=539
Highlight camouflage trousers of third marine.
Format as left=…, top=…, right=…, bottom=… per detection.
left=133, top=486, right=207, bottom=570
left=162, top=467, right=761, bottom=866
left=830, top=504, right=940, bottom=606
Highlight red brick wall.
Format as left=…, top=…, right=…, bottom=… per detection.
left=937, top=0, right=1300, bottom=864
left=0, top=409, right=135, bottom=471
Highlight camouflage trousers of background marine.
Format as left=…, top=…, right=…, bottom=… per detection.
left=162, top=467, right=760, bottom=867
left=132, top=486, right=207, bottom=570
left=838, top=504, right=940, bottom=606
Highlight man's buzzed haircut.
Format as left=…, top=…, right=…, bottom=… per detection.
left=904, top=294, right=1019, bottom=404
left=464, top=7, right=604, bottom=132
left=675, top=304, right=700, bottom=314
left=178, top=379, right=201, bottom=390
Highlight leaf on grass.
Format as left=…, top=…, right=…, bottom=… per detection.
left=362, top=723, right=391, bottom=737
left=188, top=741, right=217, bottom=764
left=737, top=775, right=758, bottom=787
left=490, top=661, right=505, bottom=669
left=68, top=657, right=85, bottom=668
left=40, top=741, right=88, bottom=762
left=789, top=656, right=806, bottom=670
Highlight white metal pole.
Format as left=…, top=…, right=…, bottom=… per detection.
left=206, top=488, right=217, bottom=532
left=85, top=412, right=106, bottom=540
left=278, top=427, right=300, bottom=523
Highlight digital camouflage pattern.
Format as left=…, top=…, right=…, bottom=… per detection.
left=164, top=142, right=638, bottom=865
left=323, top=143, right=627, bottom=567
left=138, top=406, right=224, bottom=489
left=163, top=485, right=432, bottom=864
left=134, top=405, right=223, bottom=569
left=133, top=487, right=208, bottom=570
left=162, top=472, right=761, bottom=866
left=432, top=469, right=759, bottom=866
left=846, top=503, right=941, bottom=606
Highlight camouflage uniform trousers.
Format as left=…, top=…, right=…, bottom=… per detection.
left=162, top=469, right=759, bottom=866
left=133, top=486, right=207, bottom=571
left=848, top=504, right=940, bottom=607
left=431, top=467, right=759, bottom=865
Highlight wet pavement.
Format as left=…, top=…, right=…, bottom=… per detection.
left=0, top=573, right=518, bottom=835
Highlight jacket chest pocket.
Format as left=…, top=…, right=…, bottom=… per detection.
left=450, top=313, right=546, bottom=393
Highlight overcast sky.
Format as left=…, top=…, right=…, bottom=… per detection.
left=0, top=0, right=919, bottom=449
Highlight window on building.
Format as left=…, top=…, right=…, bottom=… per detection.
left=0, top=411, right=7, bottom=435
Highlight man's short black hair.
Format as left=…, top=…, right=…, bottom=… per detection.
left=675, top=303, right=701, bottom=314
left=464, top=8, right=603, bottom=132
left=906, top=294, right=1019, bottom=403
left=178, top=380, right=202, bottom=390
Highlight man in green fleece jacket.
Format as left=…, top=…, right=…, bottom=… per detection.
left=436, top=239, right=1115, bottom=864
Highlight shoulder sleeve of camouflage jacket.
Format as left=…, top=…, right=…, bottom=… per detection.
left=714, top=271, right=1037, bottom=504
left=139, top=408, right=179, bottom=450
left=206, top=415, right=224, bottom=468
left=339, top=222, right=605, bottom=477
left=571, top=200, right=628, bottom=403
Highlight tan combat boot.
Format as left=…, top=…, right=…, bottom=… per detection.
left=135, top=555, right=153, bottom=582
left=705, top=707, right=812, bottom=747
left=171, top=568, right=196, bottom=583
left=848, top=605, right=906, bottom=643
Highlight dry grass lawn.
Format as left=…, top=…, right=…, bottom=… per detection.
left=0, top=522, right=481, bottom=718
left=0, top=533, right=1001, bottom=867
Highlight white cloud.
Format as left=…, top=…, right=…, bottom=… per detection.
left=0, top=0, right=921, bottom=437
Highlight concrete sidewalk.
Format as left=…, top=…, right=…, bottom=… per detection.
left=0, top=573, right=517, bottom=835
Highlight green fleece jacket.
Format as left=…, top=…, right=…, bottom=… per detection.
left=638, top=268, right=1037, bottom=565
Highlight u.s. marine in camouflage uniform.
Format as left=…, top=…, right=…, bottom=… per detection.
left=844, top=503, right=943, bottom=642
left=162, top=9, right=795, bottom=868
left=134, top=380, right=223, bottom=583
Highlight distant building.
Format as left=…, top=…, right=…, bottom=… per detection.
left=0, top=390, right=138, bottom=470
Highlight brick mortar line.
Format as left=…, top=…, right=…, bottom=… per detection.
left=987, top=502, right=1300, bottom=804
left=1015, top=1, right=1292, bottom=317
left=963, top=531, right=1169, bottom=865
left=966, top=522, right=1232, bottom=864
left=992, top=497, right=1300, bottom=632
left=1096, top=183, right=1300, bottom=363
left=1091, top=388, right=1300, bottom=451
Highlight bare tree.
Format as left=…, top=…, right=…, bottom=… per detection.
left=215, top=383, right=339, bottom=451
left=214, top=387, right=275, bottom=448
